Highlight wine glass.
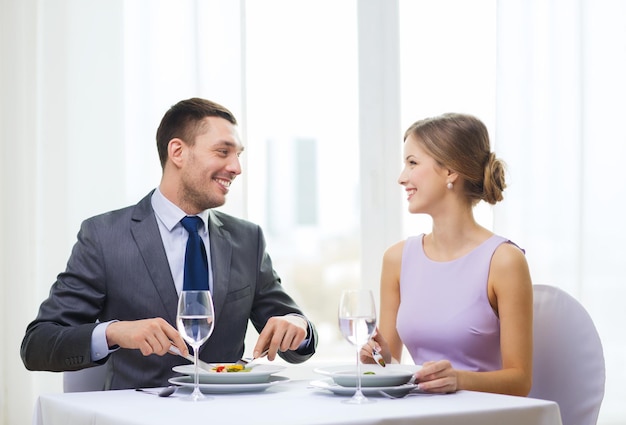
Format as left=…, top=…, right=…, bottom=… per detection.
left=338, top=289, right=377, bottom=404
left=176, top=290, right=215, bottom=401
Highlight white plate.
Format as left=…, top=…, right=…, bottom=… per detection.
left=314, top=364, right=420, bottom=387
left=172, top=364, right=285, bottom=384
left=310, top=378, right=418, bottom=398
left=168, top=375, right=290, bottom=394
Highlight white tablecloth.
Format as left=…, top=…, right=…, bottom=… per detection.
left=33, top=363, right=562, bottom=425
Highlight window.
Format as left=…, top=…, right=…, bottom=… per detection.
left=244, top=0, right=359, bottom=358
left=399, top=0, right=497, bottom=236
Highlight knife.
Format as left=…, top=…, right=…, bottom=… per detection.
left=169, top=345, right=214, bottom=372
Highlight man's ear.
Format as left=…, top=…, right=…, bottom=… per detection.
left=168, top=138, right=185, bottom=168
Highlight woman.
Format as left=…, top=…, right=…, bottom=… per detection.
left=363, top=113, right=533, bottom=396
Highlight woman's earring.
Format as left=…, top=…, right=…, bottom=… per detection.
left=447, top=182, right=454, bottom=190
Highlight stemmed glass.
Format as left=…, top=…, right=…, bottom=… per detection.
left=338, top=289, right=377, bottom=404
left=176, top=290, right=215, bottom=401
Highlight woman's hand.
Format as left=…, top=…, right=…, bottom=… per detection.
left=359, top=328, right=392, bottom=365
left=414, top=360, right=458, bottom=393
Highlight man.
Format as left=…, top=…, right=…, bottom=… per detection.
left=21, top=97, right=317, bottom=390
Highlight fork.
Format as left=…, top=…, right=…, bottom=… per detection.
left=378, top=374, right=420, bottom=399
left=378, top=390, right=417, bottom=399
left=378, top=387, right=428, bottom=399
left=236, top=349, right=269, bottom=368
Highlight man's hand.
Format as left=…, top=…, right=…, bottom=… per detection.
left=253, top=315, right=308, bottom=360
left=106, top=318, right=189, bottom=357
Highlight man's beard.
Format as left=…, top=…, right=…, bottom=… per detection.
left=181, top=181, right=226, bottom=212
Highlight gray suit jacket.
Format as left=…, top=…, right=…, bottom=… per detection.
left=21, top=191, right=317, bottom=389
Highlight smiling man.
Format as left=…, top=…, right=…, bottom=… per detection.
left=21, top=98, right=317, bottom=390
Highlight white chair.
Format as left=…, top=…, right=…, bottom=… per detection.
left=63, top=363, right=108, bottom=392
left=529, top=284, right=605, bottom=425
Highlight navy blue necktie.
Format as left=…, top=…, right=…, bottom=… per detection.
left=181, top=216, right=209, bottom=291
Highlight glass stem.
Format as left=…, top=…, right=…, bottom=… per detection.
left=193, top=345, right=200, bottom=395
left=356, top=347, right=363, bottom=396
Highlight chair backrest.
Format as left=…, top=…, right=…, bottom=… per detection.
left=529, top=284, right=605, bottom=425
left=63, top=363, right=108, bottom=392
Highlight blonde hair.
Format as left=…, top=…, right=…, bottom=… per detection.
left=404, top=113, right=506, bottom=205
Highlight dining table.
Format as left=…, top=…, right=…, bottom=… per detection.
left=33, top=362, right=563, bottom=425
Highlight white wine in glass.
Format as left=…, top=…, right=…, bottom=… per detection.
left=338, top=289, right=377, bottom=404
left=176, top=290, right=215, bottom=401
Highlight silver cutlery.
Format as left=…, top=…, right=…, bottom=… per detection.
left=169, top=344, right=269, bottom=370
left=378, top=388, right=430, bottom=399
left=168, top=345, right=214, bottom=372
left=235, top=349, right=269, bottom=368
left=135, top=386, right=177, bottom=397
left=372, top=348, right=386, bottom=367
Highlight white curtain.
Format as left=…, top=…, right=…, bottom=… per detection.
left=496, top=1, right=626, bottom=423
left=2, top=2, right=127, bottom=423
left=0, top=1, right=244, bottom=423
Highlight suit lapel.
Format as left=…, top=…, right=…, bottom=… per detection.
left=130, top=192, right=179, bottom=325
left=207, top=211, right=231, bottom=323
